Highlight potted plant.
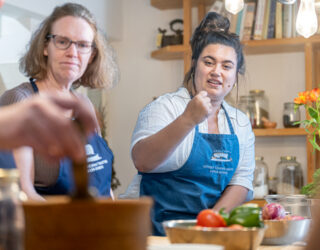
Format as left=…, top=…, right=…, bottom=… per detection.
left=294, top=88, right=320, bottom=218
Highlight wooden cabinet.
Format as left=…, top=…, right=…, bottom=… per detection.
left=150, top=0, right=320, bottom=183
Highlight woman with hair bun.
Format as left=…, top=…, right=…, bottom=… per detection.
left=123, top=12, right=255, bottom=235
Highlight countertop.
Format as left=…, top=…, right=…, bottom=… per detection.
left=147, top=236, right=306, bottom=250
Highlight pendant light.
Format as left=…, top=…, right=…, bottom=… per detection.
left=296, top=0, right=318, bottom=38
left=225, top=0, right=244, bottom=15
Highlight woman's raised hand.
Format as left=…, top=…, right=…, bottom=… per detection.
left=182, top=91, right=213, bottom=127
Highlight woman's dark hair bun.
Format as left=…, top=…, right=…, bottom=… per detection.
left=198, top=12, right=230, bottom=33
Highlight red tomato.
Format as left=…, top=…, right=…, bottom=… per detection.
left=196, top=209, right=226, bottom=227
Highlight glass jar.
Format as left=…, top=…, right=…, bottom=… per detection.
left=276, top=156, right=303, bottom=195
left=268, top=177, right=278, bottom=195
left=253, top=156, right=269, bottom=199
left=283, top=102, right=300, bottom=128
left=0, top=169, right=25, bottom=250
left=238, top=95, right=255, bottom=127
left=249, top=89, right=269, bottom=129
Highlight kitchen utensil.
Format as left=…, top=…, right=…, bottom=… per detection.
left=262, top=219, right=311, bottom=245
left=22, top=132, right=152, bottom=250
left=163, top=219, right=266, bottom=250
left=157, top=19, right=183, bottom=48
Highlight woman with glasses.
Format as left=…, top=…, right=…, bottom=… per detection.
left=0, top=3, right=118, bottom=201
left=123, top=12, right=255, bottom=235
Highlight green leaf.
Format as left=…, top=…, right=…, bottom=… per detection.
left=309, top=139, right=320, bottom=151
left=313, top=168, right=320, bottom=183
left=301, top=183, right=315, bottom=196
left=308, top=107, right=319, bottom=120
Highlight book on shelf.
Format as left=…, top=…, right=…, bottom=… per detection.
left=262, top=0, right=271, bottom=39
left=253, top=0, right=267, bottom=40
left=228, top=0, right=306, bottom=41
left=230, top=13, right=239, bottom=34
left=239, top=4, right=249, bottom=40
left=236, top=7, right=245, bottom=37
left=291, top=0, right=299, bottom=37
left=267, top=0, right=277, bottom=39
left=275, top=1, right=283, bottom=39
left=282, top=3, right=293, bottom=38
left=242, top=2, right=256, bottom=41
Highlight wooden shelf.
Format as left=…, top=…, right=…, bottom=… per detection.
left=151, top=45, right=188, bottom=60
left=253, top=128, right=307, bottom=137
left=151, top=36, right=320, bottom=60
left=243, top=35, right=320, bottom=55
left=151, top=0, right=214, bottom=10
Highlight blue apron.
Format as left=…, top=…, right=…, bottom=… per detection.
left=0, top=151, right=16, bottom=169
left=139, top=105, right=240, bottom=236
left=23, top=79, right=112, bottom=197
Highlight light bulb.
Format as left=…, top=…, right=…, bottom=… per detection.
left=225, top=0, right=244, bottom=15
left=296, top=0, right=318, bottom=38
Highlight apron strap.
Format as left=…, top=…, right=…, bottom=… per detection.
left=221, top=104, right=235, bottom=135
left=29, top=78, right=39, bottom=93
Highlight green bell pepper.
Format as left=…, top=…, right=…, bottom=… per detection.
left=218, top=208, right=230, bottom=225
left=228, top=205, right=262, bottom=228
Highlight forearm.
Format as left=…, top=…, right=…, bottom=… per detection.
left=13, top=147, right=45, bottom=201
left=0, top=106, right=24, bottom=149
left=132, top=114, right=196, bottom=172
left=213, top=185, right=249, bottom=212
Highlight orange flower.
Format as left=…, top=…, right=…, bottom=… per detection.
left=294, top=91, right=308, bottom=104
left=294, top=86, right=320, bottom=152
left=309, top=88, right=320, bottom=102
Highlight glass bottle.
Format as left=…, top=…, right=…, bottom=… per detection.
left=0, top=169, right=25, bottom=250
left=238, top=95, right=255, bottom=127
left=268, top=177, right=278, bottom=195
left=253, top=156, right=269, bottom=199
left=249, top=89, right=269, bottom=129
left=283, top=102, right=301, bottom=128
left=276, top=156, right=303, bottom=195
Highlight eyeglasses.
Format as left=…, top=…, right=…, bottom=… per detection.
left=46, top=34, right=95, bottom=54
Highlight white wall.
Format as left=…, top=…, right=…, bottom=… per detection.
left=108, top=0, right=184, bottom=196
left=4, top=0, right=122, bottom=38
left=0, top=0, right=122, bottom=91
left=109, top=0, right=307, bottom=196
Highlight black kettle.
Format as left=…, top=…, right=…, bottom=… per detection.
left=157, top=19, right=183, bottom=48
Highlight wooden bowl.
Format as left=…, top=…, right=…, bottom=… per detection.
left=163, top=220, right=266, bottom=250
left=263, top=121, right=277, bottom=129
left=23, top=197, right=152, bottom=250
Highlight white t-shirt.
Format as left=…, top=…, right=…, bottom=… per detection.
left=120, top=87, right=255, bottom=199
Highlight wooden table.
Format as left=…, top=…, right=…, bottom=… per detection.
left=147, top=236, right=306, bottom=250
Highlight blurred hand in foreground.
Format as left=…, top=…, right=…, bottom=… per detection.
left=0, top=93, right=99, bottom=162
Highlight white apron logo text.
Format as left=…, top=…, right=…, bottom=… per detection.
left=85, top=144, right=107, bottom=173
left=211, top=152, right=232, bottom=162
